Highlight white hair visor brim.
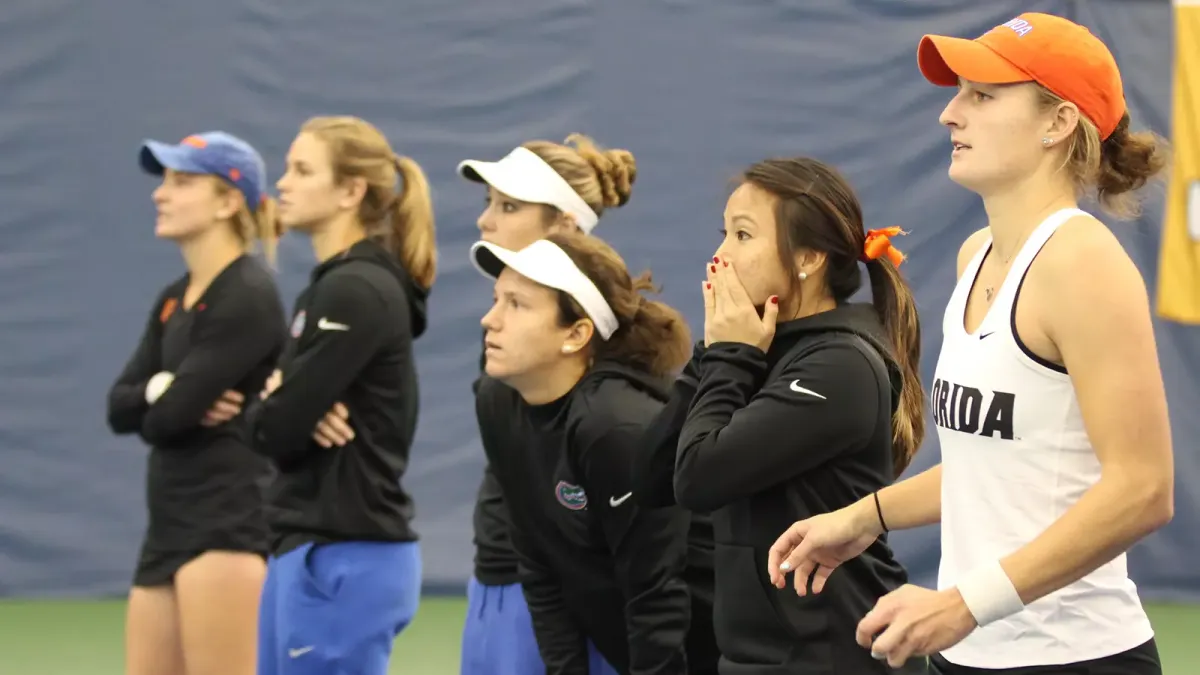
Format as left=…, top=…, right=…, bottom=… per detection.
left=470, top=239, right=618, bottom=340
left=458, top=147, right=600, bottom=234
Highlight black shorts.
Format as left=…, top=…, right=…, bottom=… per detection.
left=135, top=447, right=271, bottom=587
left=132, top=533, right=269, bottom=587
left=133, top=483, right=271, bottom=587
left=930, top=639, right=1160, bottom=675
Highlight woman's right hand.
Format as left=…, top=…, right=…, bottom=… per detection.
left=312, top=402, right=354, bottom=448
left=767, top=497, right=882, bottom=596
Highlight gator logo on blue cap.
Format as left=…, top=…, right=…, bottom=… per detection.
left=181, top=135, right=208, bottom=149
left=555, top=481, right=587, bottom=510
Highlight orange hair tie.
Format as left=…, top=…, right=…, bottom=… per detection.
left=862, top=226, right=908, bottom=267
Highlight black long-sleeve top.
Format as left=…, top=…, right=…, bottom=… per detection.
left=248, top=239, right=430, bottom=555
left=629, top=340, right=720, bottom=674
left=673, top=303, right=925, bottom=675
left=472, top=333, right=522, bottom=586
left=106, top=255, right=286, bottom=548
left=475, top=363, right=696, bottom=675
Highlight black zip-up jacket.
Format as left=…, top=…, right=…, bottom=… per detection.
left=249, top=239, right=429, bottom=555
left=475, top=363, right=703, bottom=675
left=674, top=303, right=926, bottom=675
left=631, top=340, right=720, bottom=673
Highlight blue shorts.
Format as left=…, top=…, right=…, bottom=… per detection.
left=460, top=576, right=617, bottom=675
left=257, top=541, right=422, bottom=675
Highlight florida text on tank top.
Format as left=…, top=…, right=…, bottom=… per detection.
left=931, top=207, right=1153, bottom=668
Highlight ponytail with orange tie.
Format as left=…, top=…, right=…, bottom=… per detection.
left=862, top=226, right=908, bottom=267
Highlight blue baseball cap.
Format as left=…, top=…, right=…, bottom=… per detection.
left=139, top=131, right=268, bottom=209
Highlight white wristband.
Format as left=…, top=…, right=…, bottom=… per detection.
left=145, top=371, right=175, bottom=404
left=956, top=560, right=1025, bottom=627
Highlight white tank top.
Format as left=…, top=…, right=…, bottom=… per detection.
left=932, top=208, right=1154, bottom=669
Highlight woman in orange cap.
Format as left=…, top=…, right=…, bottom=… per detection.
left=766, top=12, right=1171, bottom=674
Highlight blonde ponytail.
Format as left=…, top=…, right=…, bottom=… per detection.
left=224, top=182, right=279, bottom=267
left=390, top=154, right=438, bottom=289
left=253, top=196, right=280, bottom=267
left=297, top=116, right=438, bottom=286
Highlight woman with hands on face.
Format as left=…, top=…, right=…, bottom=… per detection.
left=671, top=156, right=928, bottom=674
left=700, top=250, right=780, bottom=351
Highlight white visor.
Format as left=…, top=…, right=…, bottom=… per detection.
left=458, top=147, right=600, bottom=234
left=470, top=239, right=619, bottom=340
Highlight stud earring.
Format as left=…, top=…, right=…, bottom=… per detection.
left=561, top=345, right=574, bottom=354
left=798, top=271, right=808, bottom=281
left=1042, top=137, right=1052, bottom=146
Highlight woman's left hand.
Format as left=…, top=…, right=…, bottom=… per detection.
left=704, top=256, right=778, bottom=352
left=261, top=369, right=283, bottom=399
left=201, top=389, right=244, bottom=427
left=855, top=584, right=979, bottom=668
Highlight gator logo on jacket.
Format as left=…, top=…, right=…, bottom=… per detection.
left=555, top=481, right=587, bottom=510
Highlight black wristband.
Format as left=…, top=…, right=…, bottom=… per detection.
left=873, top=491, right=889, bottom=533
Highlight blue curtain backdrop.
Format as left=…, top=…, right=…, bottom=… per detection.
left=0, top=0, right=1192, bottom=600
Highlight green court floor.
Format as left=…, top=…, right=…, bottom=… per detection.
left=0, top=597, right=1197, bottom=673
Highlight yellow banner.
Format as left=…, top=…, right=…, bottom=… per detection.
left=1155, top=1, right=1200, bottom=323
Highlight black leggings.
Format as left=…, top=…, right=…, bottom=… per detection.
left=930, top=639, right=1160, bottom=675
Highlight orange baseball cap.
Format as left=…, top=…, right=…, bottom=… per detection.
left=917, top=13, right=1126, bottom=140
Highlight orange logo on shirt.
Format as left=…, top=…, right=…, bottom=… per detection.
left=160, top=297, right=178, bottom=323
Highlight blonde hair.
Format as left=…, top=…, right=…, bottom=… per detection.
left=1037, top=87, right=1170, bottom=220
left=214, top=180, right=279, bottom=266
left=300, top=116, right=438, bottom=289
left=521, top=134, right=638, bottom=218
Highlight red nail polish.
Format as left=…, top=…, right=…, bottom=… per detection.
left=723, top=261, right=729, bottom=267
left=705, top=282, right=711, bottom=289
left=713, top=256, right=719, bottom=263
left=770, top=296, right=779, bottom=304
left=710, top=265, right=716, bottom=273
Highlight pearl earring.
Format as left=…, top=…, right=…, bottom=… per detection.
left=561, top=345, right=574, bottom=354
left=798, top=271, right=808, bottom=281
left=1042, top=137, right=1052, bottom=146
